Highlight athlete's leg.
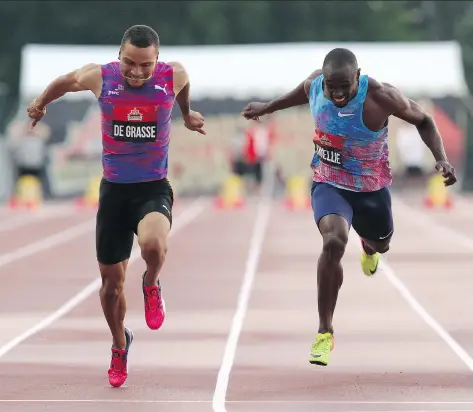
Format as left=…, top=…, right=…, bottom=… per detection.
left=361, top=234, right=391, bottom=256
left=317, top=214, right=349, bottom=334
left=98, top=259, right=131, bottom=350
left=138, top=211, right=171, bottom=285
left=96, top=179, right=135, bottom=387
left=309, top=182, right=353, bottom=366
left=351, top=187, right=394, bottom=276
left=312, top=183, right=353, bottom=334
left=132, top=179, right=173, bottom=330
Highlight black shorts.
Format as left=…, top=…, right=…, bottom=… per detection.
left=311, top=181, right=393, bottom=242
left=96, top=177, right=174, bottom=265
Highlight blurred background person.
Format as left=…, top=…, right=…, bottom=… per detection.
left=396, top=122, right=427, bottom=177
left=6, top=121, right=51, bottom=199
left=229, top=117, right=276, bottom=196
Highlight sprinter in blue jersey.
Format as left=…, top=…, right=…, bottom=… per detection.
left=241, top=48, right=456, bottom=366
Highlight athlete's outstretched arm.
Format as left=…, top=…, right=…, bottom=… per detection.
left=169, top=61, right=205, bottom=134
left=375, top=82, right=456, bottom=186
left=35, top=64, right=102, bottom=109
left=241, top=69, right=322, bottom=120
left=27, top=63, right=102, bottom=127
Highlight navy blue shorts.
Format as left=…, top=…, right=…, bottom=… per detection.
left=311, top=181, right=393, bottom=242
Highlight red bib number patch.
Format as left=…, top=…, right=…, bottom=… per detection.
left=112, top=106, right=158, bottom=143
left=313, top=130, right=344, bottom=167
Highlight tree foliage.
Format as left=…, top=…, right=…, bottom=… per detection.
left=0, top=0, right=470, bottom=102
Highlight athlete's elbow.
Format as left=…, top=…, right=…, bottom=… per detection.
left=36, top=75, right=72, bottom=107
left=415, top=113, right=434, bottom=130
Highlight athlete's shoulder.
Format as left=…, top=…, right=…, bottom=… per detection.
left=79, top=62, right=102, bottom=71
left=166, top=61, right=189, bottom=95
left=73, top=63, right=103, bottom=98
left=367, top=76, right=403, bottom=100
left=367, top=77, right=401, bottom=101
left=367, top=77, right=411, bottom=115
left=102, top=61, right=119, bottom=67
left=167, top=61, right=185, bottom=69
left=74, top=62, right=102, bottom=77
left=304, top=69, right=323, bottom=97
left=100, top=61, right=120, bottom=73
left=167, top=61, right=187, bottom=77
left=152, top=60, right=172, bottom=73
left=99, top=61, right=121, bottom=82
left=93, top=62, right=119, bottom=99
left=366, top=76, right=385, bottom=94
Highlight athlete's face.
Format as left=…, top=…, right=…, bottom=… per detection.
left=119, top=41, right=158, bottom=87
left=323, top=65, right=360, bottom=108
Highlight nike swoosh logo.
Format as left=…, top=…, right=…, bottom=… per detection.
left=338, top=112, right=355, bottom=117
left=370, top=261, right=379, bottom=274
left=378, top=230, right=393, bottom=240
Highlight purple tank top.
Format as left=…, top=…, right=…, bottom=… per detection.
left=98, top=61, right=175, bottom=183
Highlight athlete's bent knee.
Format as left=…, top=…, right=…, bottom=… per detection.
left=375, top=241, right=390, bottom=254
left=140, top=236, right=167, bottom=266
left=365, top=238, right=390, bottom=254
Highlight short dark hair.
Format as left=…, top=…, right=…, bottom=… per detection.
left=121, top=25, right=160, bottom=49
left=323, top=48, right=357, bottom=70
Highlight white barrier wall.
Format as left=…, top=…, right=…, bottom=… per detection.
left=19, top=41, right=469, bottom=101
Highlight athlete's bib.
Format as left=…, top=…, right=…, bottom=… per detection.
left=112, top=106, right=158, bottom=143
left=313, top=130, right=344, bottom=168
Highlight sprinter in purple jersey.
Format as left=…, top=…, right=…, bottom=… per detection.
left=242, top=48, right=456, bottom=367
left=27, top=25, right=205, bottom=388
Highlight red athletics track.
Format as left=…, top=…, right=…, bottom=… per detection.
left=0, top=192, right=472, bottom=412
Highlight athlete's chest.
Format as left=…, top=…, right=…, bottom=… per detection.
left=101, top=85, right=173, bottom=144
left=359, top=95, right=389, bottom=131
left=313, top=99, right=362, bottom=136
left=102, top=78, right=172, bottom=104
left=313, top=94, right=386, bottom=134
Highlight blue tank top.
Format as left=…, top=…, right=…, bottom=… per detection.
left=308, top=74, right=392, bottom=192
